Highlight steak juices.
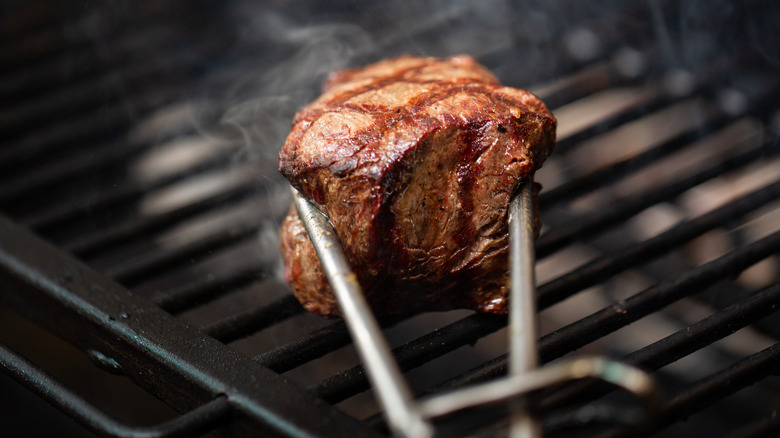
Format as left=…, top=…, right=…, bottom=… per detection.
left=279, top=55, right=556, bottom=317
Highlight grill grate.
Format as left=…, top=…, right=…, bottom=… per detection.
left=1, top=1, right=780, bottom=437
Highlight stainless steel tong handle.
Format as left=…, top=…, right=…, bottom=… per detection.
left=508, top=180, right=541, bottom=437
left=292, top=186, right=432, bottom=438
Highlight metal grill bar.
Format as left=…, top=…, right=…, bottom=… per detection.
left=312, top=313, right=506, bottom=403
left=0, top=64, right=192, bottom=139
left=623, top=283, right=780, bottom=370
left=105, top=223, right=261, bottom=287
left=536, top=132, right=775, bottom=258
left=0, top=28, right=174, bottom=100
left=554, top=93, right=684, bottom=155
left=152, top=267, right=269, bottom=314
left=0, top=32, right=225, bottom=118
left=549, top=64, right=767, bottom=154
left=30, top=155, right=255, bottom=238
left=603, top=343, right=780, bottom=438
left=84, top=187, right=281, bottom=287
left=0, top=96, right=175, bottom=181
left=0, top=128, right=200, bottom=207
left=255, top=315, right=409, bottom=373
left=544, top=40, right=775, bottom=155
left=446, top=228, right=780, bottom=392
left=540, top=282, right=780, bottom=411
left=255, top=321, right=353, bottom=372
left=539, top=99, right=775, bottom=209
left=531, top=52, right=657, bottom=110
left=67, top=177, right=257, bottom=257
left=200, top=295, right=303, bottom=343
left=0, top=343, right=231, bottom=438
left=537, top=178, right=780, bottom=309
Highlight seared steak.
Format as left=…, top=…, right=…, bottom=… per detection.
left=279, top=55, right=556, bottom=317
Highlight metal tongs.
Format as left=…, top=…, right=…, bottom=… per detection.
left=292, top=179, right=660, bottom=438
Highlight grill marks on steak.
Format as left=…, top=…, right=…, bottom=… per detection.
left=279, top=55, right=556, bottom=317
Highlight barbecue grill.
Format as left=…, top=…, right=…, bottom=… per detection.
left=1, top=0, right=779, bottom=437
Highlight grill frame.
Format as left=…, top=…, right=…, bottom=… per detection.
left=0, top=213, right=379, bottom=437
left=1, top=1, right=780, bottom=437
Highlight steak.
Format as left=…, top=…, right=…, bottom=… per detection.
left=279, top=55, right=556, bottom=317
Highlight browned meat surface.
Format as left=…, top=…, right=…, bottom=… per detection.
left=279, top=55, right=556, bottom=317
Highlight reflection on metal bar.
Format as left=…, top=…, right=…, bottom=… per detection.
left=293, top=184, right=660, bottom=438
left=292, top=188, right=433, bottom=438
left=0, top=343, right=231, bottom=438
left=508, top=180, right=540, bottom=437
left=605, top=342, right=780, bottom=438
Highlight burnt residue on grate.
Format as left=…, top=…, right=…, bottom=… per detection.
left=1, top=1, right=780, bottom=437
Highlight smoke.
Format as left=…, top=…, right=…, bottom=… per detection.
left=207, top=0, right=522, bottom=163
left=219, top=14, right=374, bottom=163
